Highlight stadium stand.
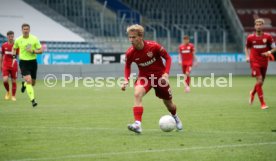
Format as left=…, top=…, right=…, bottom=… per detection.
left=121, top=0, right=235, bottom=52
left=20, top=0, right=239, bottom=52
left=0, top=0, right=84, bottom=42
left=231, top=0, right=276, bottom=40
left=3, top=0, right=271, bottom=53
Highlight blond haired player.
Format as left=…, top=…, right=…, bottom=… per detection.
left=245, top=18, right=276, bottom=109
left=121, top=24, right=183, bottom=133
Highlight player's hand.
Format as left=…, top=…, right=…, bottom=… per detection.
left=178, top=62, right=182, bottom=66
left=261, top=51, right=270, bottom=57
left=11, top=58, right=17, bottom=68
left=121, top=81, right=129, bottom=91
left=162, top=73, right=169, bottom=81
left=246, top=56, right=250, bottom=63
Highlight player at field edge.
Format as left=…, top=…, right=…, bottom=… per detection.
left=245, top=18, right=276, bottom=110
left=178, top=35, right=197, bottom=93
left=13, top=23, right=43, bottom=107
left=0, top=31, right=19, bottom=101
left=121, top=24, right=183, bottom=134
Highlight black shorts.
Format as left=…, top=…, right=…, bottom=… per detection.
left=19, top=59, right=38, bottom=79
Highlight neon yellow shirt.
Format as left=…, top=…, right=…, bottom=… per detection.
left=14, top=34, right=42, bottom=60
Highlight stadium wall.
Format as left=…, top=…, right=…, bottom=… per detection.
left=37, top=62, right=276, bottom=79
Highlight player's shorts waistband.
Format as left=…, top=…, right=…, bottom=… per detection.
left=19, top=59, right=37, bottom=63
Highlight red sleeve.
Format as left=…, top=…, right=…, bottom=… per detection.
left=16, top=48, right=19, bottom=55
left=178, top=45, right=181, bottom=54
left=124, top=52, right=132, bottom=82
left=268, top=35, right=275, bottom=49
left=159, top=45, right=171, bottom=74
left=246, top=36, right=252, bottom=48
left=1, top=44, right=4, bottom=55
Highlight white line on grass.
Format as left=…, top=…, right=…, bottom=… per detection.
left=0, top=125, right=275, bottom=135
left=9, top=142, right=276, bottom=161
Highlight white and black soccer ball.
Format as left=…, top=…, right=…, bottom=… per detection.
left=159, top=115, right=176, bottom=132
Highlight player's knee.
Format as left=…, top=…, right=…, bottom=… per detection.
left=257, top=78, right=263, bottom=84
left=134, top=91, right=143, bottom=99
left=3, top=77, right=9, bottom=82
left=25, top=79, right=32, bottom=84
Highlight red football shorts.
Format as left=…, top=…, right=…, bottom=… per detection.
left=181, top=65, right=192, bottom=74
left=250, top=63, right=267, bottom=78
left=2, top=62, right=18, bottom=79
left=135, top=76, right=172, bottom=100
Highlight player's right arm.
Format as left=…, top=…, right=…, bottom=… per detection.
left=121, top=52, right=132, bottom=91
left=11, top=40, right=19, bottom=67
left=178, top=46, right=182, bottom=65
left=245, top=35, right=252, bottom=63
left=0, top=44, right=3, bottom=71
left=191, top=44, right=198, bottom=66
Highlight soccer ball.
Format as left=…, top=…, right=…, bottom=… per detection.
left=159, top=115, right=176, bottom=132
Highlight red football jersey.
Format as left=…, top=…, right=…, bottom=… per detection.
left=1, top=42, right=18, bottom=67
left=125, top=40, right=171, bottom=80
left=178, top=43, right=194, bottom=66
left=246, top=32, right=274, bottom=66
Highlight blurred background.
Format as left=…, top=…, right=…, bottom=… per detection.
left=0, top=0, right=275, bottom=75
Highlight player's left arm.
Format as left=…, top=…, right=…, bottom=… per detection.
left=33, top=38, right=43, bottom=54
left=261, top=36, right=276, bottom=57
left=0, top=45, right=3, bottom=71
left=159, top=46, right=171, bottom=79
left=192, top=44, right=198, bottom=66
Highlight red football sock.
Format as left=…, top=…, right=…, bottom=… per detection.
left=168, top=104, right=177, bottom=116
left=186, top=76, right=191, bottom=86
left=133, top=106, right=143, bottom=122
left=255, top=83, right=265, bottom=105
left=252, top=84, right=257, bottom=95
left=12, top=82, right=17, bottom=96
left=3, top=81, right=9, bottom=92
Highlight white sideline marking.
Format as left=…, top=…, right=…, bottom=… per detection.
left=0, top=125, right=275, bottom=135
left=9, top=142, right=276, bottom=161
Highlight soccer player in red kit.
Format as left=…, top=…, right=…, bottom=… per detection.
left=245, top=18, right=276, bottom=110
left=121, top=24, right=183, bottom=133
left=0, top=31, right=19, bottom=101
left=178, top=36, right=197, bottom=93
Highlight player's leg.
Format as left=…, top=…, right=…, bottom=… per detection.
left=257, top=67, right=268, bottom=109
left=163, top=99, right=183, bottom=130
left=2, top=74, right=10, bottom=100
left=127, top=78, right=149, bottom=134
left=182, top=65, right=191, bottom=92
left=185, top=66, right=192, bottom=93
left=19, top=60, right=37, bottom=107
left=10, top=65, right=18, bottom=101
left=249, top=65, right=258, bottom=105
left=251, top=65, right=268, bottom=109
left=155, top=78, right=183, bottom=130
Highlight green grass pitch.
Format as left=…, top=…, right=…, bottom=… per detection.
left=0, top=76, right=276, bottom=161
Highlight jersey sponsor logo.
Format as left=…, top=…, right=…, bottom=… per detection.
left=253, top=45, right=266, bottom=49
left=147, top=51, right=153, bottom=58
left=139, top=57, right=156, bottom=67
left=263, top=39, right=267, bottom=43
left=181, top=50, right=190, bottom=53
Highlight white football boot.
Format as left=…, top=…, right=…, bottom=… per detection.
left=127, top=121, right=142, bottom=134
left=172, top=115, right=183, bottom=131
